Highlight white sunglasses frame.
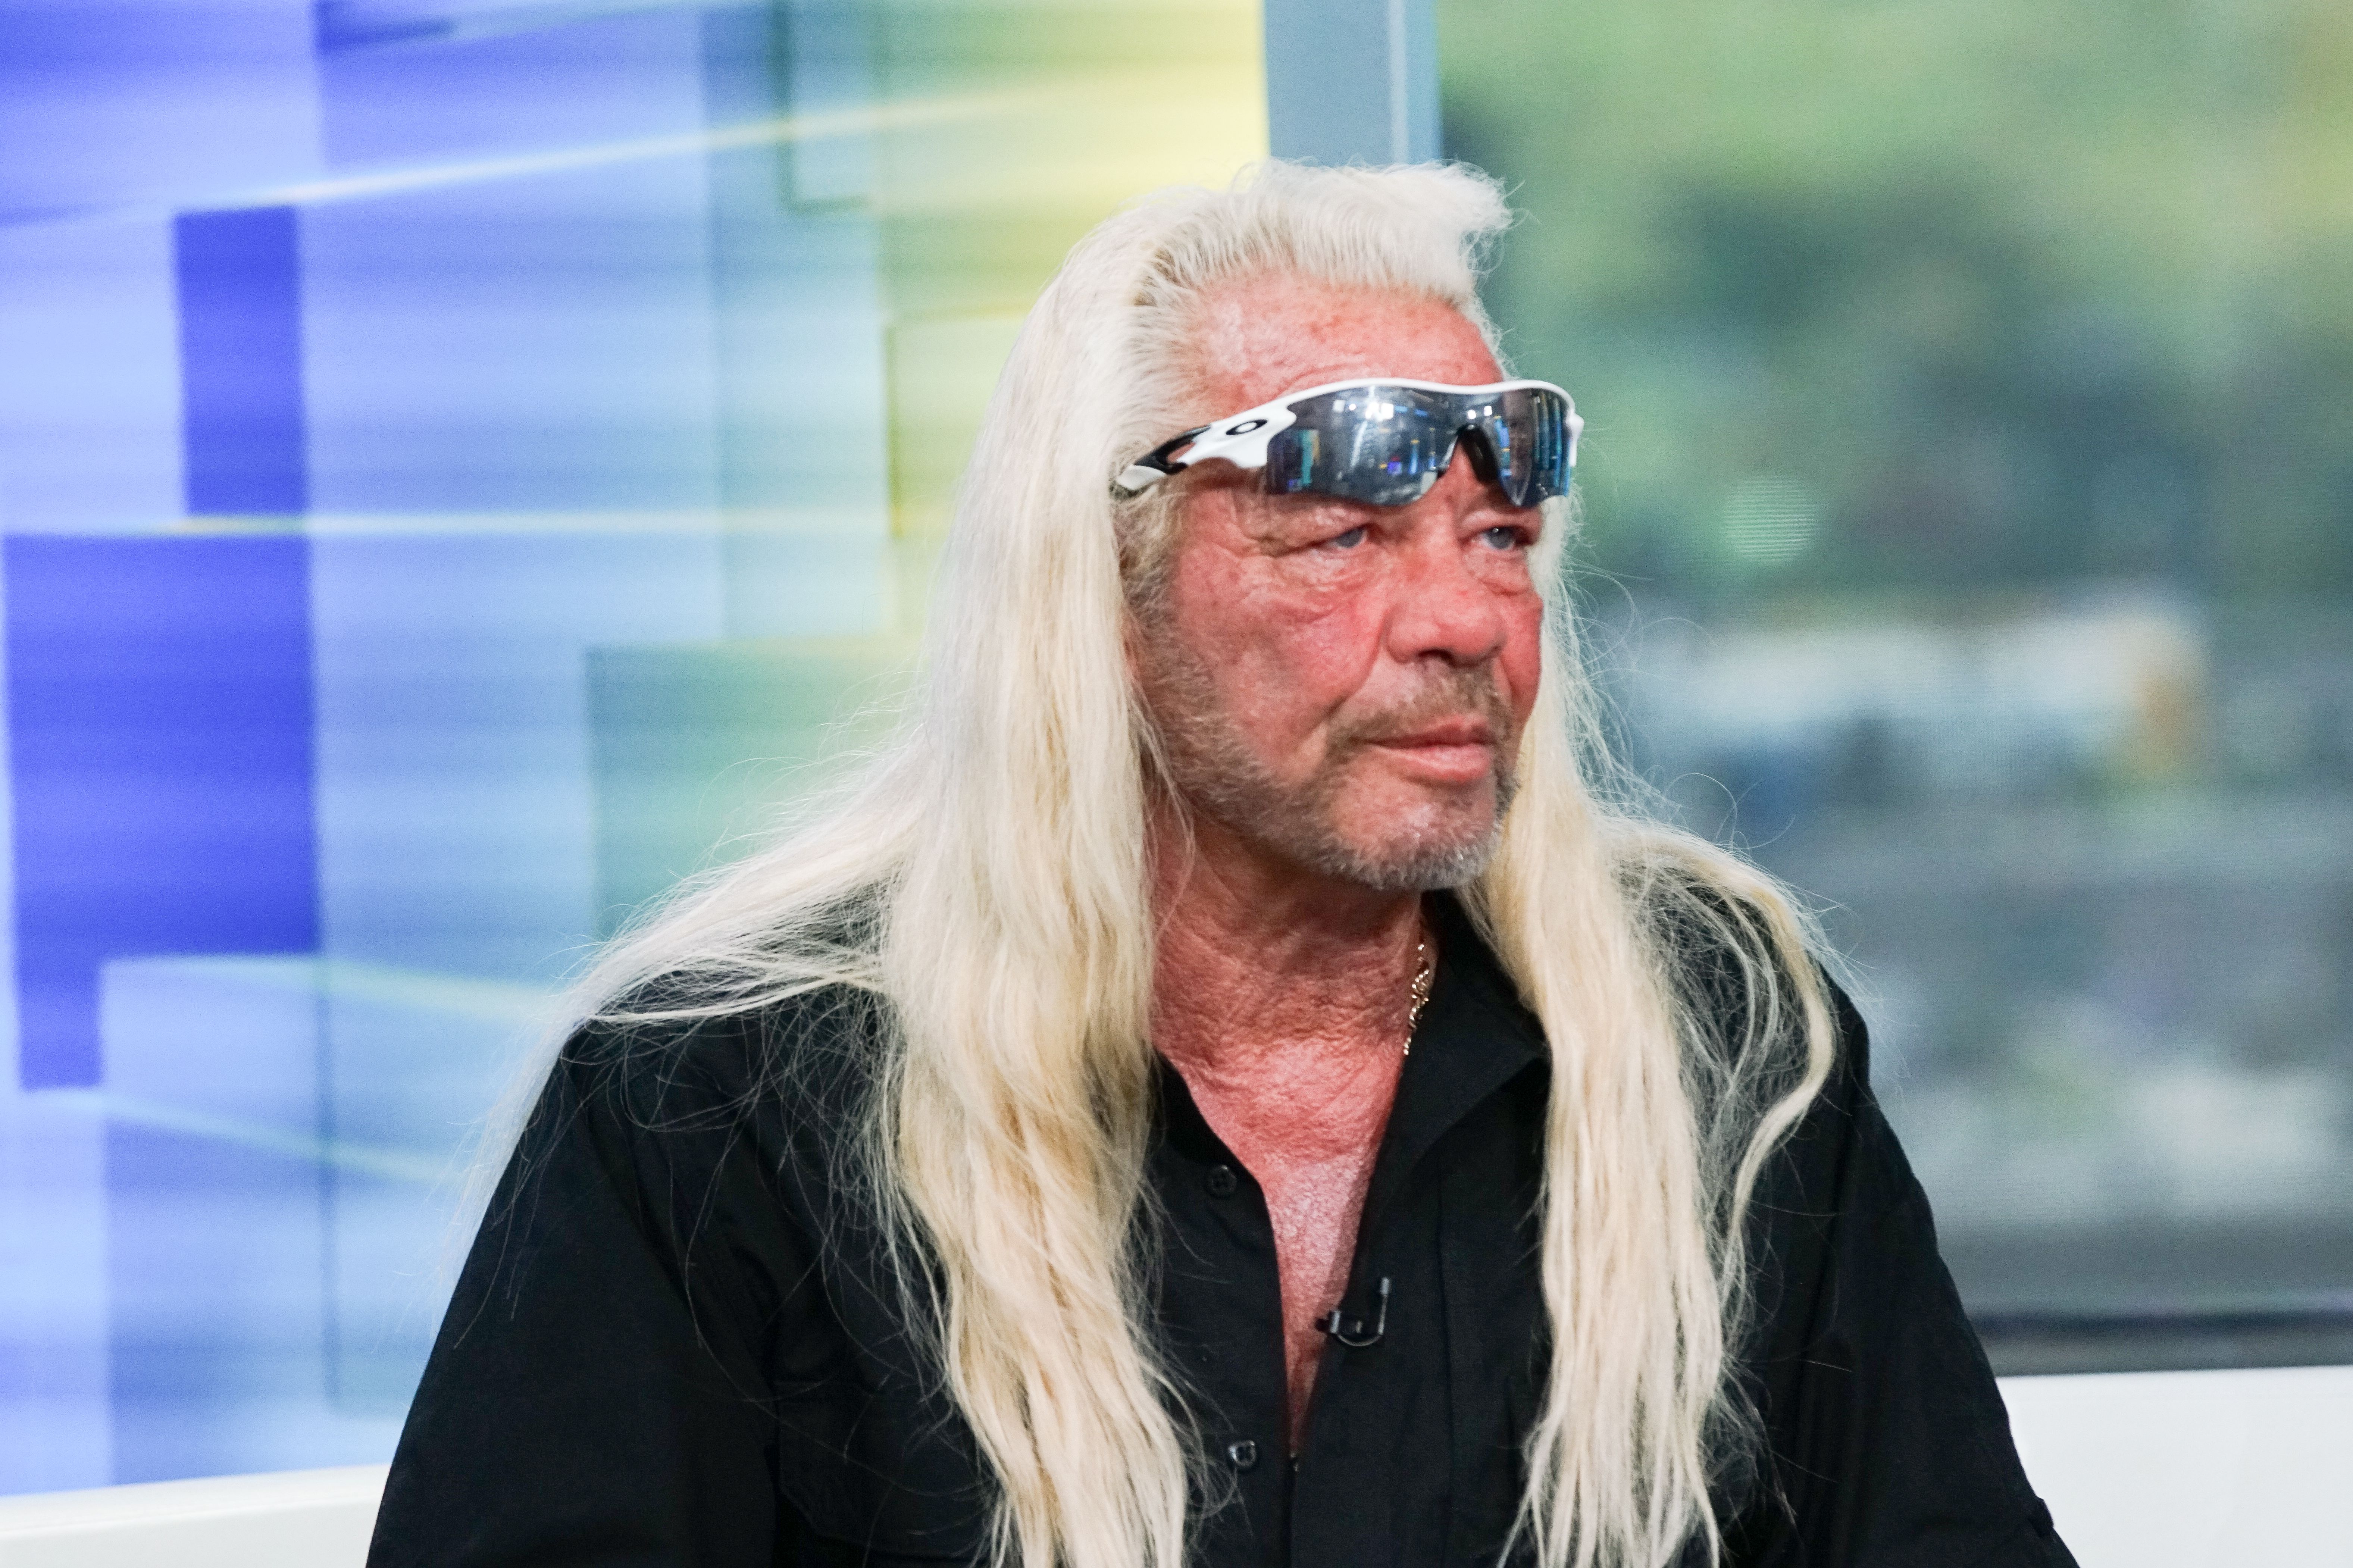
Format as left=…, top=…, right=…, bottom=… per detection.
left=1113, top=376, right=1582, bottom=501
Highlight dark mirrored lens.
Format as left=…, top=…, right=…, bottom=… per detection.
left=1477, top=386, right=1573, bottom=508
left=1265, top=387, right=1456, bottom=506
left=1263, top=385, right=1572, bottom=508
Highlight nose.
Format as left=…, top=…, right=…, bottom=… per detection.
left=1382, top=460, right=1510, bottom=668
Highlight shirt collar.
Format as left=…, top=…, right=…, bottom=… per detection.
left=1150, top=891, right=1551, bottom=1207
left=1355, top=890, right=1548, bottom=1239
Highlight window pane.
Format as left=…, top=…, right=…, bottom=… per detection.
left=1441, top=0, right=2353, bottom=1370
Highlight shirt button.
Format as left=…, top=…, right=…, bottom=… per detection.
left=1226, top=1439, right=1259, bottom=1471
left=1205, top=1165, right=1238, bottom=1198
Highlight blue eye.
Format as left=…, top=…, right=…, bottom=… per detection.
left=1481, top=525, right=1524, bottom=550
left=1327, top=525, right=1369, bottom=550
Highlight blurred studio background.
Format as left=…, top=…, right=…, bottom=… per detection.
left=0, top=0, right=2347, bottom=1498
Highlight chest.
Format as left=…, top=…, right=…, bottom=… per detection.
left=767, top=1069, right=1552, bottom=1568
left=1177, top=1053, right=1402, bottom=1306
left=1136, top=1070, right=1552, bottom=1568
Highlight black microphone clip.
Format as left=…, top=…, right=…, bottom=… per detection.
left=1317, top=1276, right=1392, bottom=1349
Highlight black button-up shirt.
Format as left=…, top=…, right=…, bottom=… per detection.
left=370, top=896, right=2075, bottom=1567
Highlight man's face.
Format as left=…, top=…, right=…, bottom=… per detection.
left=1132, top=273, right=1548, bottom=891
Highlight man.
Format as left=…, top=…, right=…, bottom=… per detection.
left=370, top=163, right=2074, bottom=1568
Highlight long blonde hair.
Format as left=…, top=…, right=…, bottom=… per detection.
left=556, top=162, right=1836, bottom=1568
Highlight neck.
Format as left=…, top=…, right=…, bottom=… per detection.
left=1147, top=794, right=1428, bottom=1076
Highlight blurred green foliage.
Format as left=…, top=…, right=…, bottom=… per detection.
left=1439, top=0, right=2353, bottom=604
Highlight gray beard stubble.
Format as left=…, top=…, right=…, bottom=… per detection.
left=1137, top=617, right=1520, bottom=892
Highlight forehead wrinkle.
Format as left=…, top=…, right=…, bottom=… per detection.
left=1179, top=272, right=1501, bottom=425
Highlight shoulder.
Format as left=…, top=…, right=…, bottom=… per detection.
left=1636, top=871, right=1864, bottom=1079
left=539, top=978, right=889, bottom=1149
left=486, top=980, right=893, bottom=1280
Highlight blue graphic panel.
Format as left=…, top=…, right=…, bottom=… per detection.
left=0, top=217, right=185, bottom=534
left=0, top=1, right=320, bottom=223
left=316, top=3, right=710, bottom=171
left=175, top=207, right=310, bottom=516
left=0, top=0, right=896, bottom=1498
left=297, top=165, right=723, bottom=516
left=97, top=954, right=409, bottom=1482
left=6, top=537, right=319, bottom=1088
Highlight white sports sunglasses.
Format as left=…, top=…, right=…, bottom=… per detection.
left=1113, top=377, right=1580, bottom=508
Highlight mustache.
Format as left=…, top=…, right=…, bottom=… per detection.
left=1331, top=667, right=1516, bottom=748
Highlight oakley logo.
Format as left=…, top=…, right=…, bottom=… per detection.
left=1225, top=418, right=1269, bottom=435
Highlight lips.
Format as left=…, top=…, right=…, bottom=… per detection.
left=1375, top=717, right=1495, bottom=749
left=1364, top=717, right=1498, bottom=784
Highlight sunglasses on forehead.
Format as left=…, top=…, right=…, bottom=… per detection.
left=1112, top=378, right=1581, bottom=509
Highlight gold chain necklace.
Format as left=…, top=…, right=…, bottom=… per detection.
left=1401, top=936, right=1434, bottom=1058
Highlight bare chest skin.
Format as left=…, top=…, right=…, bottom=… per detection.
left=1152, top=885, right=1425, bottom=1449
